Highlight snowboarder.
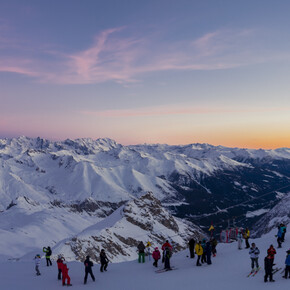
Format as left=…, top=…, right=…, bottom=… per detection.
left=210, top=237, right=217, bottom=257
left=201, top=238, right=207, bottom=263
left=146, top=241, right=152, bottom=261
left=84, top=255, right=95, bottom=284
left=205, top=241, right=212, bottom=265
left=188, top=238, right=195, bottom=258
left=264, top=254, right=275, bottom=282
left=163, top=246, right=172, bottom=270
left=137, top=241, right=146, bottom=263
left=283, top=249, right=290, bottom=279
left=249, top=243, right=260, bottom=272
left=195, top=241, right=203, bottom=266
left=57, top=255, right=65, bottom=280
left=152, top=247, right=161, bottom=267
left=43, top=246, right=52, bottom=266
left=237, top=230, right=243, bottom=250
left=243, top=228, right=250, bottom=249
left=277, top=225, right=283, bottom=248
left=62, top=262, right=72, bottom=286
left=100, top=249, right=109, bottom=272
left=34, top=254, right=41, bottom=276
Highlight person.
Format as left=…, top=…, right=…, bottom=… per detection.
left=283, top=249, right=290, bottom=279
left=100, top=249, right=109, bottom=272
left=208, top=224, right=215, bottom=238
left=43, top=246, right=52, bottom=266
left=84, top=255, right=95, bottom=284
left=188, top=238, right=195, bottom=258
left=281, top=223, right=287, bottom=242
left=249, top=243, right=260, bottom=272
left=163, top=246, right=172, bottom=270
left=137, top=241, right=145, bottom=263
left=161, top=240, right=173, bottom=251
left=267, top=245, right=276, bottom=265
left=264, top=254, right=275, bottom=282
left=205, top=241, right=212, bottom=265
left=277, top=225, right=283, bottom=248
left=34, top=254, right=41, bottom=276
left=237, top=230, right=243, bottom=250
left=195, top=241, right=203, bottom=266
left=244, top=228, right=250, bottom=249
left=152, top=247, right=161, bottom=267
left=201, top=238, right=207, bottom=263
left=210, top=237, right=217, bottom=257
left=62, top=262, right=72, bottom=286
left=145, top=241, right=152, bottom=261
left=57, top=255, right=65, bottom=280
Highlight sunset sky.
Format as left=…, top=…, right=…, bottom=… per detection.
left=1, top=0, right=290, bottom=149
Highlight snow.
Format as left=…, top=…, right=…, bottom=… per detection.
left=246, top=209, right=269, bottom=218
left=1, top=229, right=289, bottom=290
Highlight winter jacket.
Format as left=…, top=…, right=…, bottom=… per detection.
left=195, top=244, right=203, bottom=256
left=243, top=229, right=250, bottom=239
left=249, top=247, right=260, bottom=258
left=205, top=242, right=212, bottom=255
left=100, top=252, right=109, bottom=264
left=152, top=250, right=161, bottom=260
left=286, top=255, right=290, bottom=266
left=281, top=225, right=286, bottom=233
left=84, top=258, right=94, bottom=270
left=277, top=227, right=283, bottom=238
left=57, top=258, right=64, bottom=269
left=146, top=242, right=151, bottom=248
left=188, top=239, right=195, bottom=248
left=34, top=257, right=41, bottom=266
left=43, top=247, right=52, bottom=257
left=162, top=242, right=173, bottom=251
left=62, top=264, right=69, bottom=276
left=267, top=247, right=276, bottom=259
left=138, top=242, right=145, bottom=253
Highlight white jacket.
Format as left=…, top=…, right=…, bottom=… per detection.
left=249, top=247, right=260, bottom=258
left=34, top=257, right=41, bottom=266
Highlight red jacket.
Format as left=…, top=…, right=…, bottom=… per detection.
left=267, top=247, right=276, bottom=259
left=152, top=250, right=161, bottom=260
left=57, top=258, right=64, bottom=270
left=162, top=242, right=172, bottom=251
left=62, top=264, right=69, bottom=277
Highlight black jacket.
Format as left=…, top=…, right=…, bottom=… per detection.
left=100, top=252, right=109, bottom=264
left=84, top=259, right=93, bottom=271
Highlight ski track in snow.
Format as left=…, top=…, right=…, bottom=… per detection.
left=1, top=230, right=289, bottom=290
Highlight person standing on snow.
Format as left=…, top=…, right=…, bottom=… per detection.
left=163, top=246, right=172, bottom=270
left=210, top=237, right=217, bottom=257
left=195, top=241, right=203, bottom=266
left=152, top=247, right=161, bottom=267
left=267, top=245, right=276, bottom=264
left=100, top=249, right=109, bottom=272
left=281, top=223, right=287, bottom=242
left=249, top=243, right=260, bottom=272
left=43, top=246, right=52, bottom=266
left=57, top=255, right=65, bottom=280
left=188, top=238, right=195, bottom=258
left=137, top=241, right=146, bottom=263
left=201, top=239, right=207, bottom=264
left=264, top=254, right=275, bottom=282
left=237, top=230, right=243, bottom=250
left=145, top=241, right=152, bottom=261
left=84, top=255, right=95, bottom=284
left=205, top=241, right=212, bottom=265
left=277, top=225, right=283, bottom=248
left=34, top=254, right=41, bottom=276
left=243, top=228, right=250, bottom=249
left=62, top=262, right=72, bottom=286
left=283, top=249, right=290, bottom=279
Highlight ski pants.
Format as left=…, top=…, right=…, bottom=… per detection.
left=58, top=268, right=62, bottom=280
left=153, top=259, right=159, bottom=267
left=285, top=265, right=290, bottom=278
left=46, top=257, right=52, bottom=266
left=189, top=247, right=195, bottom=258
left=63, top=274, right=70, bottom=286
left=264, top=269, right=273, bottom=282
left=206, top=253, right=212, bottom=265
left=196, top=255, right=201, bottom=266
left=138, top=252, right=145, bottom=263
left=277, top=237, right=282, bottom=248
left=238, top=239, right=242, bottom=249
left=100, top=262, right=108, bottom=272
left=251, top=258, right=259, bottom=269
left=35, top=265, right=40, bottom=275
left=245, top=238, right=250, bottom=248
left=84, top=269, right=95, bottom=283
left=201, top=252, right=207, bottom=263
left=164, top=257, right=170, bottom=269
left=282, top=232, right=286, bottom=242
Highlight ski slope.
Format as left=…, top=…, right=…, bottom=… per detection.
left=1, top=230, right=289, bottom=290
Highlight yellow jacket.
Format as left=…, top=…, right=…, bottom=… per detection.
left=195, top=243, right=203, bottom=256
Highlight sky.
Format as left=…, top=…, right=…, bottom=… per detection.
left=0, top=0, right=290, bottom=149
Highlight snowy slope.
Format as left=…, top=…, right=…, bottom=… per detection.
left=1, top=229, right=290, bottom=290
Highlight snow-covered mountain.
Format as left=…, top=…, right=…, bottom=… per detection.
left=53, top=192, right=203, bottom=263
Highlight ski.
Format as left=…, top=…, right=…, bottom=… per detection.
left=247, top=271, right=255, bottom=277
left=155, top=267, right=177, bottom=273
left=272, top=267, right=282, bottom=275
left=252, top=267, right=261, bottom=277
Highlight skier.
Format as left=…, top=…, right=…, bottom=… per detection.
left=264, top=254, right=275, bottom=282
left=145, top=241, right=152, bottom=261
left=84, top=255, right=95, bottom=284
left=283, top=249, right=290, bottom=279
left=57, top=255, right=65, bottom=280
left=62, top=262, right=72, bottom=286
left=43, top=246, right=52, bottom=266
left=237, top=230, right=243, bottom=250
left=137, top=241, right=146, bottom=263
left=249, top=243, right=260, bottom=272
left=267, top=244, right=276, bottom=265
left=34, top=254, right=41, bottom=276
left=276, top=225, right=283, bottom=248
left=205, top=241, right=212, bottom=265
left=195, top=241, right=203, bottom=266
left=188, top=238, right=195, bottom=258
left=163, top=246, right=172, bottom=270
left=152, top=247, right=161, bottom=267
left=281, top=223, right=287, bottom=242
left=210, top=237, right=217, bottom=257
left=201, top=238, right=207, bottom=263
left=100, top=249, right=109, bottom=272
left=243, top=228, right=250, bottom=249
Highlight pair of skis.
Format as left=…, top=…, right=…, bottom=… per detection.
left=155, top=267, right=177, bottom=273
left=247, top=267, right=261, bottom=277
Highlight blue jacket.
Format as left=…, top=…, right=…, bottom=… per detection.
left=277, top=228, right=283, bottom=238
left=286, top=255, right=290, bottom=266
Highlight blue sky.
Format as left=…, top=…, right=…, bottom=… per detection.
left=1, top=0, right=290, bottom=148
